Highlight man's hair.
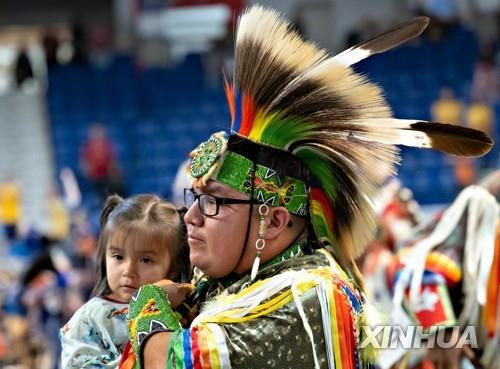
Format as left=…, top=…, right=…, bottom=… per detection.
left=228, top=135, right=312, bottom=183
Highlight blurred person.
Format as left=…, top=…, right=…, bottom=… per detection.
left=0, top=313, right=43, bottom=368
left=359, top=181, right=421, bottom=316
left=0, top=270, right=17, bottom=365
left=431, top=86, right=463, bottom=125
left=42, top=29, right=59, bottom=67
left=60, top=194, right=191, bottom=369
left=80, top=123, right=120, bottom=200
left=124, top=7, right=493, bottom=369
left=44, top=189, right=70, bottom=242
left=382, top=186, right=421, bottom=246
left=358, top=220, right=396, bottom=315
left=70, top=21, right=87, bottom=64
left=22, top=268, right=66, bottom=368
left=171, top=159, right=191, bottom=207
left=18, top=234, right=73, bottom=369
left=107, top=162, right=127, bottom=198
left=465, top=98, right=494, bottom=135
left=204, top=34, right=234, bottom=90
left=344, top=18, right=383, bottom=49
left=471, top=44, right=499, bottom=104
left=390, top=183, right=499, bottom=369
left=65, top=209, right=98, bottom=302
left=87, top=23, right=113, bottom=67
left=14, top=45, right=34, bottom=88
left=0, top=320, right=5, bottom=363
left=0, top=177, right=21, bottom=242
left=358, top=180, right=423, bottom=344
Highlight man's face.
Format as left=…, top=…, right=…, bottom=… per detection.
left=184, top=181, right=255, bottom=278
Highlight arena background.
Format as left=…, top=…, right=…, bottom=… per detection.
left=0, top=0, right=498, bottom=368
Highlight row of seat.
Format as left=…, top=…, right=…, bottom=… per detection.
left=47, top=25, right=497, bottom=205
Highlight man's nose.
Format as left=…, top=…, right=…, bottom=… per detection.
left=184, top=199, right=203, bottom=226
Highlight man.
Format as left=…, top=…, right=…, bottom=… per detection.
left=80, top=123, right=124, bottom=200
left=126, top=6, right=493, bottom=369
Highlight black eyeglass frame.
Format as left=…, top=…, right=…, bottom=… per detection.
left=184, top=188, right=255, bottom=217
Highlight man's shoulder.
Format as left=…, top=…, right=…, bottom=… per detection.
left=262, top=247, right=349, bottom=279
left=261, top=248, right=364, bottom=307
left=237, top=248, right=359, bottom=298
left=195, top=249, right=364, bottom=326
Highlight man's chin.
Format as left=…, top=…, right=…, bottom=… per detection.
left=190, top=253, right=208, bottom=272
left=196, top=267, right=232, bottom=280
left=191, top=257, right=228, bottom=279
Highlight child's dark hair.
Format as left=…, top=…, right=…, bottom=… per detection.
left=92, top=194, right=190, bottom=297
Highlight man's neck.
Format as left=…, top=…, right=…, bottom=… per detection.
left=217, top=237, right=310, bottom=288
left=261, top=237, right=309, bottom=269
left=184, top=237, right=312, bottom=310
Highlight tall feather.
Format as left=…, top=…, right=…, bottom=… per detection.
left=338, top=118, right=493, bottom=156
left=332, top=17, right=430, bottom=66
left=405, top=121, right=493, bottom=156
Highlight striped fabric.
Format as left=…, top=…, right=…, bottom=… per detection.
left=161, top=251, right=367, bottom=369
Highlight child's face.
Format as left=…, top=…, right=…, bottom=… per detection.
left=105, top=242, right=172, bottom=303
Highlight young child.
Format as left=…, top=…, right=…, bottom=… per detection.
left=60, top=194, right=190, bottom=368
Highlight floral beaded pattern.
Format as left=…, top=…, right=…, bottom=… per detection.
left=128, top=285, right=181, bottom=359
left=188, top=131, right=228, bottom=187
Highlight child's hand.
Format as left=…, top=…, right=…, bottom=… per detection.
left=153, top=280, right=193, bottom=308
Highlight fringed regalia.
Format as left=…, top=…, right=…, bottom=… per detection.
left=391, top=185, right=499, bottom=368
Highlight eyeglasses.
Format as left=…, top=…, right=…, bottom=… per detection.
left=184, top=188, right=254, bottom=217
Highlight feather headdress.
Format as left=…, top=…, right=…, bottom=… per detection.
left=222, top=6, right=493, bottom=272
left=187, top=6, right=493, bottom=289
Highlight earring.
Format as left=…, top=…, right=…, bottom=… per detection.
left=251, top=204, right=269, bottom=281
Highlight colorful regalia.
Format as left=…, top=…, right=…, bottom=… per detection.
left=125, top=5, right=493, bottom=369
left=391, top=184, right=499, bottom=369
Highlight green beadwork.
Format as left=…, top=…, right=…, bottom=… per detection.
left=188, top=133, right=309, bottom=215
left=128, top=284, right=181, bottom=361
left=214, top=151, right=309, bottom=216
left=261, top=238, right=308, bottom=269
left=190, top=135, right=224, bottom=177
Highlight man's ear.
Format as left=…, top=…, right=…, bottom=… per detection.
left=265, top=206, right=291, bottom=240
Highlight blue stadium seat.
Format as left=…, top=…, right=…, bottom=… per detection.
left=47, top=26, right=492, bottom=207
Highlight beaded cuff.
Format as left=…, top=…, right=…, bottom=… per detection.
left=128, top=285, right=181, bottom=367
